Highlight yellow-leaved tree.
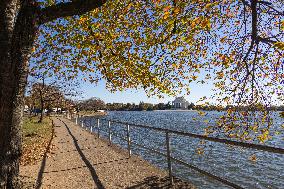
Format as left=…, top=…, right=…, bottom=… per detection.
left=32, top=0, right=283, bottom=142
left=0, top=0, right=283, bottom=187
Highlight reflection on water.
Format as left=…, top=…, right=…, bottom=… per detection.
left=79, top=111, right=284, bottom=189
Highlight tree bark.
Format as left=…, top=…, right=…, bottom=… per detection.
left=38, top=89, right=44, bottom=123
left=0, top=1, right=38, bottom=188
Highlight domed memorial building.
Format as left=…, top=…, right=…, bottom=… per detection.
left=172, top=97, right=190, bottom=109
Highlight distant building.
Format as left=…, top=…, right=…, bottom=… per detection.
left=52, top=107, right=61, bottom=112
left=172, top=97, right=189, bottom=109
left=24, top=105, right=29, bottom=112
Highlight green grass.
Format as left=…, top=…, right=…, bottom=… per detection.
left=21, top=117, right=53, bottom=165
left=22, top=117, right=52, bottom=143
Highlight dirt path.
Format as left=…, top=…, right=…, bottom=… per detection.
left=20, top=117, right=194, bottom=189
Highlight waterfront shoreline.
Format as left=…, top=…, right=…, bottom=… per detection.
left=77, top=111, right=108, bottom=117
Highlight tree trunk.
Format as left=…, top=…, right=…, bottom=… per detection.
left=0, top=0, right=106, bottom=187
left=0, top=1, right=38, bottom=188
left=38, top=90, right=44, bottom=123
left=38, top=75, right=45, bottom=123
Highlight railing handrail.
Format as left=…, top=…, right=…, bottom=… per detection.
left=74, top=116, right=284, bottom=189
left=98, top=118, right=284, bottom=155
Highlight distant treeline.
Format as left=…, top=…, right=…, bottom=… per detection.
left=106, top=103, right=284, bottom=111
left=106, top=102, right=172, bottom=111
left=270, top=106, right=284, bottom=111
left=106, top=102, right=224, bottom=111
left=76, top=97, right=284, bottom=112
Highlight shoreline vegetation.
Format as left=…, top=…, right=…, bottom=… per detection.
left=104, top=103, right=284, bottom=111
left=77, top=110, right=108, bottom=117
left=76, top=97, right=284, bottom=113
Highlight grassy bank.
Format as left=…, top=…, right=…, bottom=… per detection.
left=77, top=110, right=108, bottom=117
left=21, top=117, right=53, bottom=166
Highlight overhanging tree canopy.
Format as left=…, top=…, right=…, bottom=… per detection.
left=0, top=0, right=283, bottom=188
left=32, top=0, right=283, bottom=100
left=31, top=0, right=283, bottom=140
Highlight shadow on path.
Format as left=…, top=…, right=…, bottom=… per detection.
left=43, top=157, right=128, bottom=174
left=59, top=118, right=105, bottom=189
left=127, top=176, right=194, bottom=189
left=35, top=119, right=55, bottom=189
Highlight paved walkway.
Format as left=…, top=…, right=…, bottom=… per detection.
left=20, top=117, right=194, bottom=189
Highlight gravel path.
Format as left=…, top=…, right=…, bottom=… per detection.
left=20, top=117, right=194, bottom=189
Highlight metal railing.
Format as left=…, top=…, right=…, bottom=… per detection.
left=72, top=116, right=284, bottom=189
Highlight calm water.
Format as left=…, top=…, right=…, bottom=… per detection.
left=78, top=111, right=284, bottom=189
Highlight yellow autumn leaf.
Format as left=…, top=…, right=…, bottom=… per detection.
left=274, top=42, right=284, bottom=50
left=216, top=71, right=224, bottom=79
left=196, top=147, right=204, bottom=155
left=191, top=75, right=198, bottom=81
left=249, top=154, right=257, bottom=162
left=220, top=36, right=227, bottom=43
left=198, top=111, right=205, bottom=116
left=173, top=7, right=180, bottom=15
left=163, top=12, right=170, bottom=20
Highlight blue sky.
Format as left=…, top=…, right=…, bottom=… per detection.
left=80, top=79, right=214, bottom=104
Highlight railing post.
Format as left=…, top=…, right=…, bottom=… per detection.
left=81, top=120, right=84, bottom=127
left=127, top=124, right=131, bottom=157
left=90, top=120, right=93, bottom=133
left=108, top=121, right=112, bottom=145
left=97, top=119, right=100, bottom=138
left=166, top=131, right=173, bottom=185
